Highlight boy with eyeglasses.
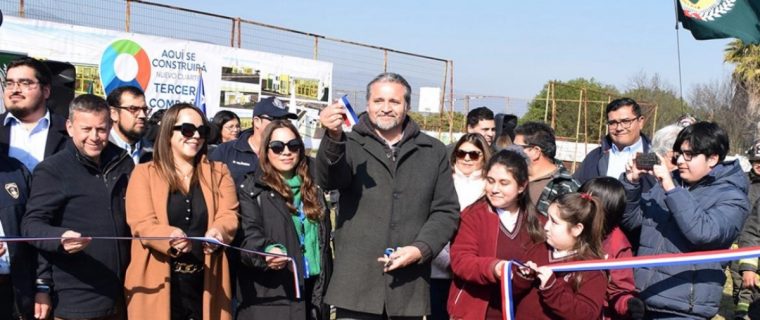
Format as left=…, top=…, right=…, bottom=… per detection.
left=621, top=121, right=750, bottom=319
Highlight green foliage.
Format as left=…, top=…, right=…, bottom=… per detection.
left=521, top=78, right=619, bottom=142
left=408, top=111, right=465, bottom=132
left=521, top=76, right=689, bottom=143
left=725, top=40, right=760, bottom=95
left=623, top=73, right=690, bottom=137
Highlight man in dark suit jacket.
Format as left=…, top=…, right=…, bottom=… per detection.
left=1, top=57, right=68, bottom=171
left=0, top=154, right=52, bottom=320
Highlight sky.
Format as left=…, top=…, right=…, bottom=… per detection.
left=129, top=1, right=736, bottom=114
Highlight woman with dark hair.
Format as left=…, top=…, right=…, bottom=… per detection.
left=448, top=149, right=545, bottom=319
left=124, top=103, right=239, bottom=320
left=237, top=119, right=332, bottom=320
left=211, top=110, right=241, bottom=144
left=430, top=133, right=491, bottom=320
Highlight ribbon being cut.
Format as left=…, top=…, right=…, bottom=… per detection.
left=0, top=235, right=302, bottom=299
left=501, top=245, right=760, bottom=320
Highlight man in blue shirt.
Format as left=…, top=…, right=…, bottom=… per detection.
left=0, top=57, right=68, bottom=171
left=574, top=97, right=651, bottom=184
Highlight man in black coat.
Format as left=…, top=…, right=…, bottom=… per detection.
left=21, top=94, right=133, bottom=319
left=1, top=57, right=68, bottom=171
left=317, top=72, right=460, bottom=318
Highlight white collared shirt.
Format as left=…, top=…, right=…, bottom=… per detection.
left=6, top=111, right=51, bottom=171
left=109, top=129, right=141, bottom=164
left=496, top=208, right=519, bottom=233
left=606, top=137, right=644, bottom=179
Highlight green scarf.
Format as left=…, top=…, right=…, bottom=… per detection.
left=285, top=175, right=321, bottom=277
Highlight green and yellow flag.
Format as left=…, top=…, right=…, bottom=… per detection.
left=678, top=0, right=760, bottom=44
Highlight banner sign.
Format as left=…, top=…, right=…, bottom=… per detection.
left=0, top=16, right=332, bottom=141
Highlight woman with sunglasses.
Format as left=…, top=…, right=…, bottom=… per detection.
left=237, top=120, right=332, bottom=320
left=430, top=133, right=492, bottom=320
left=124, top=103, right=239, bottom=320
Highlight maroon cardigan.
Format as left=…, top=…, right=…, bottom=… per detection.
left=511, top=243, right=607, bottom=320
left=603, top=227, right=636, bottom=320
left=447, top=199, right=543, bottom=320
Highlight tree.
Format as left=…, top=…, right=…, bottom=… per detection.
left=623, top=72, right=689, bottom=137
left=408, top=111, right=465, bottom=133
left=521, top=78, right=619, bottom=143
left=724, top=39, right=760, bottom=115
left=689, top=76, right=759, bottom=154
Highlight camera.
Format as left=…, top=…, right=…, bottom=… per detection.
left=635, top=152, right=660, bottom=171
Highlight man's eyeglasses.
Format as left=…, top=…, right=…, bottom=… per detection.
left=173, top=123, right=210, bottom=139
left=3, top=79, right=40, bottom=91
left=114, top=105, right=151, bottom=115
left=455, top=150, right=482, bottom=161
left=269, top=139, right=303, bottom=154
left=606, top=117, right=640, bottom=129
left=672, top=150, right=696, bottom=163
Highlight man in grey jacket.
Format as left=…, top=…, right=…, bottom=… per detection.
left=317, top=72, right=460, bottom=319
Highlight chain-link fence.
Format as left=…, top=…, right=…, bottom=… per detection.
left=0, top=0, right=454, bottom=121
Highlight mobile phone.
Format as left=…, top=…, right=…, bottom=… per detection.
left=635, top=152, right=660, bottom=171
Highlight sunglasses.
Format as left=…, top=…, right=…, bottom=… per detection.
left=455, top=149, right=482, bottom=161
left=269, top=139, right=303, bottom=154
left=173, top=123, right=210, bottom=139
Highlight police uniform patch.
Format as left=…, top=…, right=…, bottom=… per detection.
left=4, top=183, right=19, bottom=199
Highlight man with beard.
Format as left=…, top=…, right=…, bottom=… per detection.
left=1, top=57, right=68, bottom=171
left=317, top=72, right=459, bottom=319
left=107, top=86, right=152, bottom=163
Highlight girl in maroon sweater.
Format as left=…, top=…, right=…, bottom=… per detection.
left=512, top=193, right=607, bottom=320
left=448, top=149, right=545, bottom=320
left=580, top=177, right=645, bottom=320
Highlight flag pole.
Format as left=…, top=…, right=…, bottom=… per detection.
left=674, top=0, right=685, bottom=112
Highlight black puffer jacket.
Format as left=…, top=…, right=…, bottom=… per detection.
left=21, top=141, right=133, bottom=319
left=237, top=158, right=332, bottom=320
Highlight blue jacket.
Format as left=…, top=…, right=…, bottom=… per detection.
left=209, top=129, right=258, bottom=187
left=22, top=142, right=134, bottom=318
left=620, top=159, right=750, bottom=318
